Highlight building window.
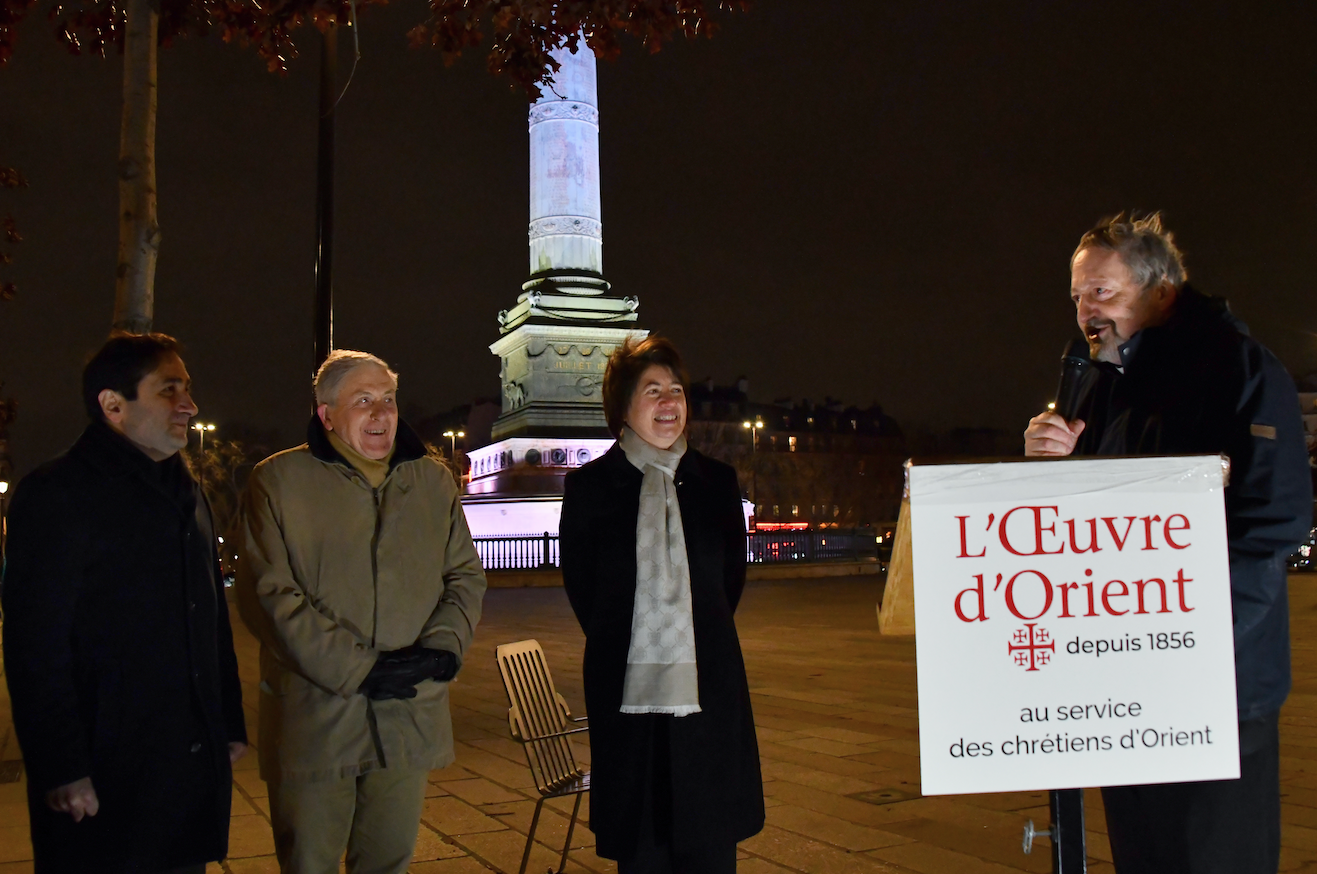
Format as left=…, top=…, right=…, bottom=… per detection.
left=807, top=416, right=814, bottom=425
left=851, top=419, right=858, bottom=430
left=772, top=505, right=779, bottom=517
left=789, top=435, right=797, bottom=452
left=791, top=505, right=799, bottom=517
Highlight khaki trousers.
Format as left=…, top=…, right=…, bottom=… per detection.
left=267, top=768, right=429, bottom=874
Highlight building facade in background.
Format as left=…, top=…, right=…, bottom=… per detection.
left=687, top=379, right=906, bottom=528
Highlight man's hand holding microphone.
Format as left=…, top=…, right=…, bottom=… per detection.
left=1024, top=338, right=1092, bottom=458
left=1025, top=412, right=1085, bottom=457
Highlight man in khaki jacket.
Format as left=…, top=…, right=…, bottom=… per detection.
left=236, top=350, right=487, bottom=874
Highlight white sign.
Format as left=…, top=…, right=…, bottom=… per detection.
left=910, top=455, right=1239, bottom=796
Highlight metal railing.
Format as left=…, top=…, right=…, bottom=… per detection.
left=747, top=529, right=879, bottom=564
left=475, top=533, right=561, bottom=570
left=473, top=528, right=879, bottom=571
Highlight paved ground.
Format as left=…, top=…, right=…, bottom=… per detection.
left=3, top=575, right=1317, bottom=873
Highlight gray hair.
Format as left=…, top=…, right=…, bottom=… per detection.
left=313, top=350, right=399, bottom=406
left=1072, top=211, right=1188, bottom=292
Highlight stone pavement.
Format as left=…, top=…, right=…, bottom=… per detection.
left=3, top=576, right=1317, bottom=873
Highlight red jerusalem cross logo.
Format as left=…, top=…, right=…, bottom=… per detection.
left=1008, top=623, right=1055, bottom=671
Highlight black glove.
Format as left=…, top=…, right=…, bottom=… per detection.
left=359, top=650, right=422, bottom=701
left=358, top=646, right=460, bottom=700
left=420, top=648, right=459, bottom=682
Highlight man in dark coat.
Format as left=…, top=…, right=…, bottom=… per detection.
left=2, top=332, right=248, bottom=874
left=1025, top=213, right=1313, bottom=874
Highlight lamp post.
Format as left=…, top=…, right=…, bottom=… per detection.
left=190, top=423, right=216, bottom=499
left=192, top=422, right=216, bottom=452
left=441, top=430, right=465, bottom=458
left=0, top=479, right=9, bottom=562
left=741, top=418, right=764, bottom=514
left=442, top=430, right=466, bottom=486
left=192, top=421, right=214, bottom=450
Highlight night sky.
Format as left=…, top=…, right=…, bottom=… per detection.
left=2, top=2, right=1315, bottom=478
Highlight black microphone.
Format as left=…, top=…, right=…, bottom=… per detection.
left=1054, top=338, right=1094, bottom=422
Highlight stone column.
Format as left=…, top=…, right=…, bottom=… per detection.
left=528, top=43, right=603, bottom=279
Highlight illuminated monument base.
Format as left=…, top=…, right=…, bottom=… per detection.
left=462, top=496, right=565, bottom=539
left=461, top=325, right=639, bottom=538
left=462, top=433, right=615, bottom=536
left=462, top=437, right=752, bottom=537
left=489, top=324, right=637, bottom=440
left=463, top=436, right=616, bottom=536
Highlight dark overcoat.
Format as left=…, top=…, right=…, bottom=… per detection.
left=1, top=422, right=247, bottom=873
left=560, top=445, right=765, bottom=860
left=1071, top=285, right=1314, bottom=721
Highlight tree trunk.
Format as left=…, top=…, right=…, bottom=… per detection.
left=112, top=0, right=159, bottom=335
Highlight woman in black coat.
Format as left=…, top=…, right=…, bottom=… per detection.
left=560, top=336, right=764, bottom=874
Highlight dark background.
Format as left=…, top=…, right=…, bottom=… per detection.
left=2, top=1, right=1315, bottom=477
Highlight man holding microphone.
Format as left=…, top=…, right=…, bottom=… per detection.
left=1025, top=212, right=1312, bottom=873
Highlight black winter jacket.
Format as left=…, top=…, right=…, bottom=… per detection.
left=2, top=422, right=247, bottom=873
left=560, top=446, right=765, bottom=859
left=1071, top=285, right=1313, bottom=721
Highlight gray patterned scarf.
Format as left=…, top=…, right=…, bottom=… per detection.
left=618, top=426, right=701, bottom=716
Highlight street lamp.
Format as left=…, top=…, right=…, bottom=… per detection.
left=192, top=422, right=216, bottom=452
left=741, top=418, right=764, bottom=452
left=442, top=430, right=465, bottom=457
left=0, top=479, right=9, bottom=561
left=741, top=419, right=764, bottom=514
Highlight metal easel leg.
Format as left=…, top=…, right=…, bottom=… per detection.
left=1050, top=788, right=1087, bottom=873
left=1022, top=788, right=1087, bottom=872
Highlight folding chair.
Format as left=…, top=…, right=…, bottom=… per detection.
left=495, top=639, right=590, bottom=874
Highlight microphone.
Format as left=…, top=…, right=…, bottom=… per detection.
left=1053, top=338, right=1094, bottom=422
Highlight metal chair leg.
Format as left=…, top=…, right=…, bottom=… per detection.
left=557, top=792, right=584, bottom=873
left=520, top=796, right=547, bottom=874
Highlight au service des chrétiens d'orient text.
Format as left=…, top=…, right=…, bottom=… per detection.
left=943, top=504, right=1219, bottom=764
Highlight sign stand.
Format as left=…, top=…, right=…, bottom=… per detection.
left=885, top=500, right=1090, bottom=873
left=877, top=496, right=915, bottom=635
left=1023, top=789, right=1086, bottom=872
left=1049, top=789, right=1086, bottom=871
